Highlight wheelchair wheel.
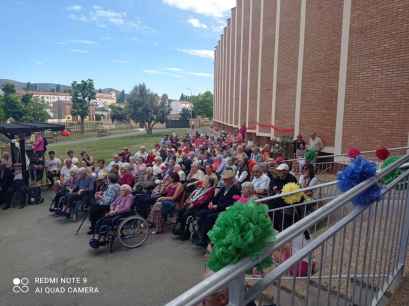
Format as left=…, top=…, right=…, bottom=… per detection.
left=117, top=216, right=149, bottom=249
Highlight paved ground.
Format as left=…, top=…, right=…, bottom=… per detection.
left=0, top=192, right=204, bottom=306
left=49, top=129, right=148, bottom=146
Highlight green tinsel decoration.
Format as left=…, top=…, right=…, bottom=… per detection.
left=207, top=201, right=277, bottom=272
left=382, top=156, right=401, bottom=185
left=305, top=149, right=317, bottom=162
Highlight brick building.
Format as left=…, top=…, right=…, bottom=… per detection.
left=213, top=0, right=409, bottom=155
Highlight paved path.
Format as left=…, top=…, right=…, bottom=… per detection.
left=0, top=193, right=204, bottom=306
left=49, top=129, right=149, bottom=147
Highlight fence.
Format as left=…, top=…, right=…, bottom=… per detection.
left=165, top=154, right=409, bottom=306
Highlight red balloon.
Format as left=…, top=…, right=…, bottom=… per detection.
left=376, top=147, right=390, bottom=161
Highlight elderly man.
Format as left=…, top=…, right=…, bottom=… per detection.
left=64, top=168, right=95, bottom=216
left=309, top=132, right=324, bottom=153
left=270, top=163, right=297, bottom=194
left=251, top=164, right=271, bottom=197
left=194, top=168, right=241, bottom=248
left=107, top=154, right=122, bottom=172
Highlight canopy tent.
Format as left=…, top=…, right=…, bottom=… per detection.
left=0, top=122, right=65, bottom=185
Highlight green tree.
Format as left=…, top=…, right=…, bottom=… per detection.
left=109, top=104, right=128, bottom=122
left=56, top=84, right=61, bottom=92
left=117, top=90, right=126, bottom=103
left=192, top=91, right=213, bottom=119
left=157, top=94, right=171, bottom=123
left=2, top=83, right=16, bottom=96
left=0, top=96, right=6, bottom=122
left=180, top=107, right=192, bottom=121
left=21, top=94, right=32, bottom=106
left=71, top=79, right=96, bottom=134
left=126, top=83, right=170, bottom=134
left=1, top=84, right=24, bottom=121
left=22, top=96, right=49, bottom=122
left=26, top=82, right=32, bottom=91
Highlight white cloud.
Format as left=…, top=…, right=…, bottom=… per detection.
left=211, top=18, right=227, bottom=33
left=70, top=39, right=97, bottom=45
left=166, top=67, right=183, bottom=72
left=71, top=49, right=89, bottom=54
left=178, top=49, right=214, bottom=59
left=187, top=72, right=212, bottom=78
left=163, top=0, right=235, bottom=17
left=34, top=60, right=45, bottom=65
left=112, top=59, right=129, bottom=64
left=145, top=68, right=212, bottom=79
left=187, top=18, right=208, bottom=29
left=68, top=5, right=153, bottom=32
left=144, top=69, right=161, bottom=75
left=66, top=5, right=82, bottom=11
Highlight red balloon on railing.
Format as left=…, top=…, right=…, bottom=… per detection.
left=61, top=130, right=71, bottom=137
left=376, top=147, right=390, bottom=161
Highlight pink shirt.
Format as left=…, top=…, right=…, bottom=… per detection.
left=33, top=136, right=45, bottom=152
left=111, top=194, right=134, bottom=214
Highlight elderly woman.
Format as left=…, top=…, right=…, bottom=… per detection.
left=174, top=175, right=215, bottom=240
left=119, top=163, right=135, bottom=187
left=233, top=182, right=257, bottom=204
left=148, top=172, right=184, bottom=234
left=88, top=173, right=120, bottom=234
left=152, top=156, right=164, bottom=178
left=187, top=162, right=205, bottom=183
left=90, top=184, right=134, bottom=247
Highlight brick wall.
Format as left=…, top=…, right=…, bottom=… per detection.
left=229, top=11, right=235, bottom=126
left=247, top=0, right=262, bottom=133
left=299, top=0, right=343, bottom=148
left=239, top=0, right=250, bottom=129
left=275, top=0, right=300, bottom=137
left=343, top=0, right=409, bottom=151
left=234, top=0, right=243, bottom=127
left=257, top=0, right=276, bottom=135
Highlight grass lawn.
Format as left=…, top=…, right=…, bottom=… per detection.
left=49, top=128, right=187, bottom=161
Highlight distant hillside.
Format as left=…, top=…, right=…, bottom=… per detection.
left=0, top=79, right=71, bottom=92
left=0, top=79, right=121, bottom=95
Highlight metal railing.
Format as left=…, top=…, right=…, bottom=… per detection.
left=165, top=154, right=409, bottom=306
left=256, top=181, right=340, bottom=232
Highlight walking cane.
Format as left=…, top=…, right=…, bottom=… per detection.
left=75, top=212, right=88, bottom=235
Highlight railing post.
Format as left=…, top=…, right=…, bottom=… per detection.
left=399, top=182, right=409, bottom=266
left=228, top=273, right=246, bottom=306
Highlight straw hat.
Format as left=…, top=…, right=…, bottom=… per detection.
left=222, top=168, right=235, bottom=180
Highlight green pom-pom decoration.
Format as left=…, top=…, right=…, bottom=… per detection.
left=207, top=201, right=277, bottom=272
left=305, top=149, right=317, bottom=162
left=382, top=156, right=401, bottom=184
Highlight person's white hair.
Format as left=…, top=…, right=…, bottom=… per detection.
left=241, top=182, right=254, bottom=192
left=120, top=184, right=132, bottom=192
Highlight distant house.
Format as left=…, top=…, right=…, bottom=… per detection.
left=96, top=91, right=116, bottom=106
left=168, top=100, right=193, bottom=120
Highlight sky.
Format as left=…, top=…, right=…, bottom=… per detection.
left=0, top=0, right=235, bottom=99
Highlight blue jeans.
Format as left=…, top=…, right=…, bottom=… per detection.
left=160, top=200, right=176, bottom=218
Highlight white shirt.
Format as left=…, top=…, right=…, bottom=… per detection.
left=60, top=165, right=78, bottom=182
left=309, top=136, right=323, bottom=152
left=45, top=158, right=61, bottom=172
left=107, top=160, right=122, bottom=172
left=236, top=170, right=249, bottom=183
left=152, top=164, right=163, bottom=176
left=177, top=170, right=186, bottom=182
left=251, top=174, right=271, bottom=192
left=299, top=175, right=319, bottom=189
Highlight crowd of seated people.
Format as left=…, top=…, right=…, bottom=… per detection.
left=0, top=128, right=323, bottom=254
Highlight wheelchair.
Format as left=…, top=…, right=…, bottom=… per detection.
left=49, top=191, right=90, bottom=222
left=89, top=205, right=150, bottom=253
